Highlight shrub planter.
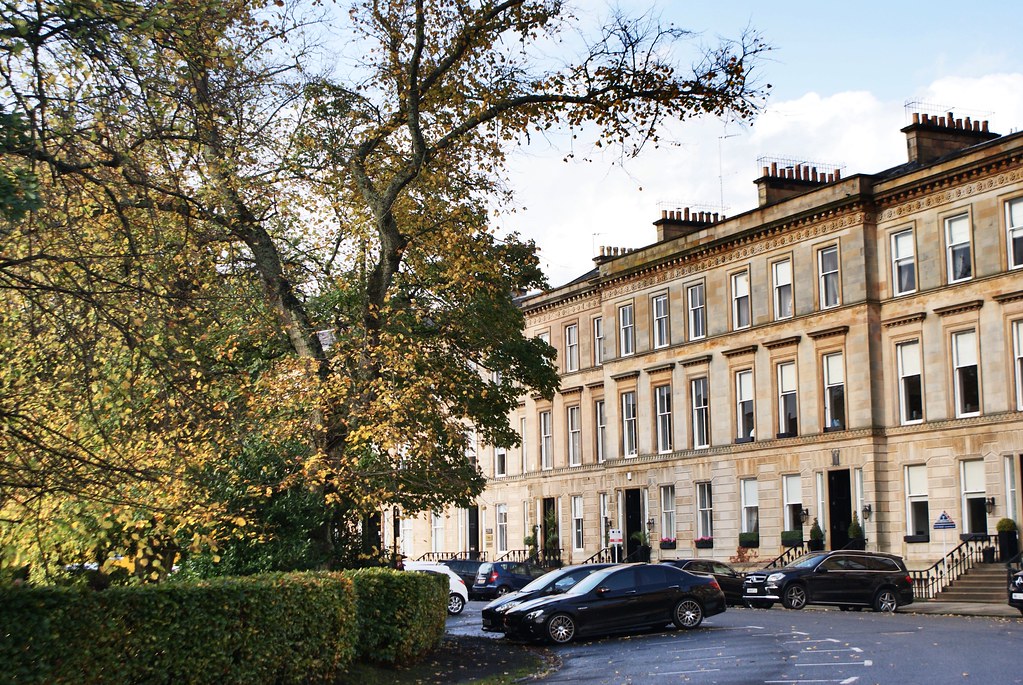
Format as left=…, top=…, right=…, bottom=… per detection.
left=781, top=530, right=803, bottom=547
left=808, top=539, right=825, bottom=551
left=846, top=537, right=866, bottom=550
left=738, top=532, right=760, bottom=548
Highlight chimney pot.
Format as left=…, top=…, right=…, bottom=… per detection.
left=771, top=162, right=778, bottom=176
left=713, top=212, right=719, bottom=222
left=762, top=166, right=769, bottom=177
left=983, top=120, right=989, bottom=132
left=684, top=207, right=691, bottom=220
left=912, top=112, right=920, bottom=124
left=834, top=169, right=842, bottom=180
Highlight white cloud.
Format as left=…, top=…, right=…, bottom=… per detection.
left=502, top=73, right=1023, bottom=288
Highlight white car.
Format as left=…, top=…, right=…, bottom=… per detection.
left=404, top=561, right=469, bottom=615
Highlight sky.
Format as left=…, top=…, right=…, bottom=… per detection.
left=497, top=1, right=1023, bottom=287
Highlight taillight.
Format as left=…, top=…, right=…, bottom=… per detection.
left=905, top=575, right=913, bottom=585
left=709, top=578, right=721, bottom=590
left=489, top=571, right=499, bottom=582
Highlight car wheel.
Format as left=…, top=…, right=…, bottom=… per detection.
left=782, top=584, right=807, bottom=610
left=447, top=593, right=465, bottom=615
left=672, top=598, right=704, bottom=629
left=873, top=588, right=898, bottom=613
left=546, top=613, right=576, bottom=644
left=496, top=585, right=511, bottom=596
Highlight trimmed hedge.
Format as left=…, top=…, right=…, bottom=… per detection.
left=343, top=567, right=447, bottom=665
left=0, top=572, right=357, bottom=685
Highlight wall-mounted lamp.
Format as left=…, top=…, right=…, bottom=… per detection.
left=861, top=503, right=872, bottom=520
left=986, top=497, right=996, bottom=514
left=800, top=507, right=810, bottom=524
left=646, top=517, right=655, bottom=530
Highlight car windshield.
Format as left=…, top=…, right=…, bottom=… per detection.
left=564, top=567, right=617, bottom=596
left=519, top=569, right=561, bottom=593
left=786, top=553, right=830, bottom=569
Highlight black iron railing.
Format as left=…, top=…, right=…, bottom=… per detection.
left=909, top=535, right=995, bottom=600
left=495, top=548, right=563, bottom=568
left=582, top=547, right=622, bottom=564
left=762, top=542, right=808, bottom=570
left=415, top=550, right=488, bottom=562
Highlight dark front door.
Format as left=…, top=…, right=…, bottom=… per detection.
left=828, top=470, right=852, bottom=550
left=625, top=489, right=643, bottom=559
left=467, top=506, right=480, bottom=559
left=542, top=497, right=558, bottom=559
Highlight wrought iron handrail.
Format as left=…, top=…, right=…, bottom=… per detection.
left=582, top=547, right=619, bottom=564
left=495, top=548, right=563, bottom=568
left=909, top=534, right=996, bottom=600
left=415, top=550, right=488, bottom=562
left=762, top=542, right=808, bottom=570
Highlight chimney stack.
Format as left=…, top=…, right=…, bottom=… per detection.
left=755, top=158, right=842, bottom=207
left=902, top=110, right=998, bottom=164
left=654, top=206, right=721, bottom=242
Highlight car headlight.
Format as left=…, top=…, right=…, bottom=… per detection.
left=767, top=573, right=785, bottom=584
left=497, top=601, right=521, bottom=613
left=524, top=609, right=545, bottom=623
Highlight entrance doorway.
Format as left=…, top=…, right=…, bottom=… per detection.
left=467, top=506, right=480, bottom=559
left=827, top=470, right=852, bottom=550
left=624, top=488, right=643, bottom=559
left=542, top=497, right=558, bottom=560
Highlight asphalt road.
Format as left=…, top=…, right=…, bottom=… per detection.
left=449, top=600, right=1023, bottom=684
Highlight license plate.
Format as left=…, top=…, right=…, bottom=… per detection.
left=1013, top=592, right=1023, bottom=600
left=747, top=588, right=758, bottom=594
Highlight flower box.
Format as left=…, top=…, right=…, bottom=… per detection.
left=694, top=537, right=713, bottom=549
left=659, top=540, right=676, bottom=550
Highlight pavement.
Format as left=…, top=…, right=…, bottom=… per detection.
left=898, top=600, right=1021, bottom=618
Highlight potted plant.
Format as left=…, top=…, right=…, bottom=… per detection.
left=847, top=512, right=865, bottom=550
left=659, top=536, right=676, bottom=550
left=738, top=532, right=759, bottom=548
left=809, top=517, right=825, bottom=551
left=997, top=518, right=1020, bottom=562
left=781, top=529, right=803, bottom=547
left=694, top=536, right=714, bottom=549
left=631, top=530, right=652, bottom=562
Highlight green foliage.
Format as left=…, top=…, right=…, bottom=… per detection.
left=343, top=567, right=446, bottom=665
left=809, top=517, right=825, bottom=541
left=738, top=532, right=760, bottom=548
left=0, top=572, right=357, bottom=685
left=780, top=530, right=803, bottom=547
left=997, top=517, right=1018, bottom=533
left=848, top=513, right=863, bottom=539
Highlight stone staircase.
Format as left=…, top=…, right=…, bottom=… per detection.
left=932, top=562, right=1007, bottom=603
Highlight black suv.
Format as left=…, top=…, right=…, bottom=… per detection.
left=1008, top=569, right=1023, bottom=616
left=743, top=550, right=914, bottom=612
left=442, top=558, right=486, bottom=594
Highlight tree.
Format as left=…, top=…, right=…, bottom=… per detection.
left=0, top=0, right=767, bottom=575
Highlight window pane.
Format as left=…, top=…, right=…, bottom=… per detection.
left=907, top=464, right=927, bottom=495
left=963, top=459, right=985, bottom=492
left=779, top=362, right=796, bottom=392
left=954, top=331, right=977, bottom=366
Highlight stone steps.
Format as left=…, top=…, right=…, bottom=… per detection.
left=932, top=564, right=1008, bottom=603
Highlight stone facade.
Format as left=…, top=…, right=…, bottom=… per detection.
left=394, top=112, right=1023, bottom=571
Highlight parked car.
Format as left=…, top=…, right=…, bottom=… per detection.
left=660, top=559, right=748, bottom=606
left=743, top=550, right=914, bottom=613
left=442, top=558, right=486, bottom=596
left=404, top=561, right=469, bottom=615
left=482, top=563, right=614, bottom=631
left=501, top=563, right=726, bottom=644
left=472, top=561, right=546, bottom=600
left=1008, top=568, right=1023, bottom=616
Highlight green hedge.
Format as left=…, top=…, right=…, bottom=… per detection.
left=0, top=572, right=357, bottom=685
left=343, top=567, right=447, bottom=665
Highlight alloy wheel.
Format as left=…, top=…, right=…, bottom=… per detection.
left=673, top=599, right=704, bottom=629
left=783, top=584, right=807, bottom=610
left=874, top=589, right=897, bottom=613
left=546, top=614, right=576, bottom=644
left=447, top=593, right=465, bottom=615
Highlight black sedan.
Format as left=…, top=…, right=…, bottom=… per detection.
left=482, top=563, right=614, bottom=632
left=660, top=559, right=747, bottom=605
left=1009, top=569, right=1023, bottom=616
left=500, top=563, right=726, bottom=644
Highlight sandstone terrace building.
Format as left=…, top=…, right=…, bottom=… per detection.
left=391, top=110, right=1023, bottom=573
